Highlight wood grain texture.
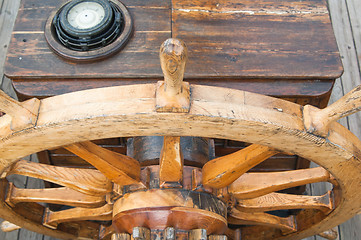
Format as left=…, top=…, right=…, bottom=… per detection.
left=5, top=183, right=106, bottom=208
left=317, top=227, right=338, bottom=240
left=113, top=189, right=227, bottom=234
left=16, top=155, right=52, bottom=240
left=228, top=167, right=331, bottom=199
left=304, top=85, right=361, bottom=136
left=0, top=90, right=39, bottom=131
left=228, top=208, right=297, bottom=233
left=236, top=192, right=333, bottom=213
left=172, top=0, right=342, bottom=79
left=159, top=39, right=188, bottom=96
left=159, top=136, right=184, bottom=187
left=202, top=144, right=277, bottom=188
left=189, top=229, right=207, bottom=240
left=65, top=141, right=141, bottom=186
left=43, top=204, right=113, bottom=229
left=7, top=160, right=112, bottom=196
left=156, top=39, right=190, bottom=113
left=11, top=78, right=335, bottom=104
left=0, top=0, right=21, bottom=87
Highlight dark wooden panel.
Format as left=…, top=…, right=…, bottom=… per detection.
left=12, top=78, right=333, bottom=102
left=172, top=0, right=342, bottom=79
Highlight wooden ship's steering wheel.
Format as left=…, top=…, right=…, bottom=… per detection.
left=0, top=39, right=360, bottom=240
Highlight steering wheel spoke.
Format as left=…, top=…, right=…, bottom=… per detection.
left=236, top=191, right=334, bottom=214
left=228, top=208, right=297, bottom=234
left=6, top=160, right=112, bottom=196
left=202, top=144, right=278, bottom=189
left=64, top=140, right=141, bottom=186
left=5, top=182, right=106, bottom=208
left=159, top=136, right=184, bottom=188
left=43, top=204, right=113, bottom=229
left=228, top=167, right=331, bottom=199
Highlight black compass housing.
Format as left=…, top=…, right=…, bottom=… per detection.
left=53, top=0, right=124, bottom=51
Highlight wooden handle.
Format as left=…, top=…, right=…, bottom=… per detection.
left=160, top=38, right=188, bottom=95
left=0, top=221, right=21, bottom=232
left=304, top=85, right=361, bottom=136
left=0, top=90, right=40, bottom=131
left=0, top=90, right=24, bottom=117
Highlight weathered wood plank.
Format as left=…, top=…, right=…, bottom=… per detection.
left=346, top=0, right=361, bottom=74
left=0, top=0, right=21, bottom=86
left=172, top=0, right=342, bottom=79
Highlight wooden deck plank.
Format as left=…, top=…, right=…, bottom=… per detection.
left=0, top=0, right=21, bottom=87
left=346, top=0, right=361, bottom=73
left=327, top=0, right=361, bottom=239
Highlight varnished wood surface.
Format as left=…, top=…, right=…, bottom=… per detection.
left=0, top=0, right=361, bottom=240
left=202, top=144, right=278, bottom=188
left=64, top=141, right=141, bottom=186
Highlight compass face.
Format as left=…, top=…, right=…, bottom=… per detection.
left=59, top=0, right=113, bottom=39
left=67, top=2, right=106, bottom=30
left=51, top=0, right=129, bottom=52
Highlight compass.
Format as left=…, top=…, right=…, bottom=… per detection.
left=61, top=0, right=112, bottom=38
left=45, top=0, right=133, bottom=61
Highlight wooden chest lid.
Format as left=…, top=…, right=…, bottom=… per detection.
left=4, top=0, right=342, bottom=81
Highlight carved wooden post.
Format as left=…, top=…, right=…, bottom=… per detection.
left=159, top=136, right=184, bottom=188
left=0, top=90, right=40, bottom=131
left=0, top=221, right=21, bottom=232
left=156, top=38, right=190, bottom=113
left=160, top=38, right=187, bottom=95
left=304, top=84, right=361, bottom=136
left=317, top=227, right=338, bottom=240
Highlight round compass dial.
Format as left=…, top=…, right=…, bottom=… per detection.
left=59, top=0, right=113, bottom=39
left=67, top=2, right=106, bottom=30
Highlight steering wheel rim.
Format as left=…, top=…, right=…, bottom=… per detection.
left=0, top=83, right=360, bottom=239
